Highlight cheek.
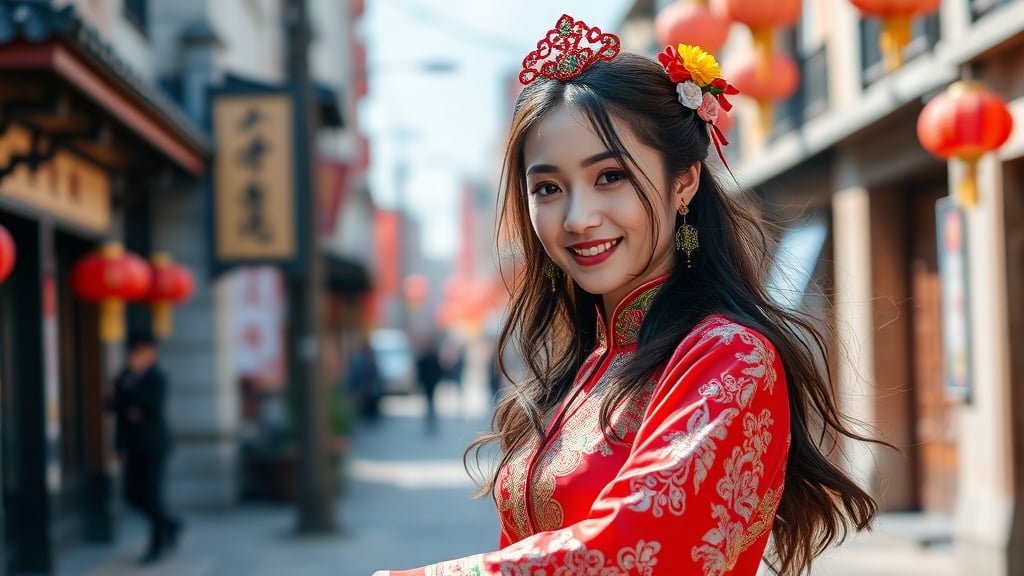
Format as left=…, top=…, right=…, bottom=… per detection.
left=529, top=203, right=562, bottom=245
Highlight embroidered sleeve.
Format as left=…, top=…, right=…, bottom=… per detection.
left=386, top=321, right=790, bottom=576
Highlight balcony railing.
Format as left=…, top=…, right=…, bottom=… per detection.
left=860, top=12, right=940, bottom=86
left=972, top=0, right=1018, bottom=20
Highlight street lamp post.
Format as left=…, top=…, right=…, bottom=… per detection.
left=285, top=0, right=334, bottom=534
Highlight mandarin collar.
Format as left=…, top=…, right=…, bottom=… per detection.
left=595, top=275, right=669, bottom=349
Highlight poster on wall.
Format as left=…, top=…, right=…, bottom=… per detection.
left=230, top=266, right=285, bottom=391
left=936, top=197, right=972, bottom=401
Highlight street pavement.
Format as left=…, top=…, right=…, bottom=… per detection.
left=60, top=382, right=499, bottom=576
left=61, top=373, right=957, bottom=576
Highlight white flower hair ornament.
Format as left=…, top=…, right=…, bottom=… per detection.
left=676, top=81, right=704, bottom=109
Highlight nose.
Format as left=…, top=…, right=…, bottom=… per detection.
left=563, top=189, right=601, bottom=234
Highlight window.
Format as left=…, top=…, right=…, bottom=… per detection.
left=766, top=213, right=829, bottom=311
left=770, top=26, right=830, bottom=139
left=860, top=12, right=940, bottom=86
left=123, top=0, right=147, bottom=34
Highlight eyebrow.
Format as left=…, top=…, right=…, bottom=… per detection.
left=525, top=150, right=619, bottom=176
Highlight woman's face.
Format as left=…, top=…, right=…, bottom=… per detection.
left=523, top=105, right=698, bottom=312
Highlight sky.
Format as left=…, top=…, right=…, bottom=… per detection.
left=360, top=0, right=633, bottom=258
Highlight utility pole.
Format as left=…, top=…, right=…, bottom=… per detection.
left=285, top=0, right=335, bottom=533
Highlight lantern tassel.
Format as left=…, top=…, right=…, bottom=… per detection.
left=152, top=301, right=173, bottom=338
left=99, top=298, right=125, bottom=343
left=758, top=99, right=774, bottom=136
left=958, top=159, right=979, bottom=208
left=881, top=17, right=911, bottom=72
left=751, top=26, right=774, bottom=80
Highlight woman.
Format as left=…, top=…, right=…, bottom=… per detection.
left=375, top=14, right=878, bottom=576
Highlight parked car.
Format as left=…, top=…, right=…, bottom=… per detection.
left=369, top=329, right=417, bottom=395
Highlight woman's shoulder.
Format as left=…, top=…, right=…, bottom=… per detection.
left=667, top=313, right=782, bottom=374
left=655, top=313, right=786, bottom=406
left=684, top=313, right=774, bottom=344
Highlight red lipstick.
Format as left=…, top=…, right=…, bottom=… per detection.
left=567, top=238, right=621, bottom=267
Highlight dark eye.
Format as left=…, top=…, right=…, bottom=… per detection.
left=597, top=171, right=626, bottom=185
left=532, top=182, right=561, bottom=196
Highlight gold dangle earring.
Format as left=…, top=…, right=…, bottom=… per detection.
left=675, top=202, right=698, bottom=268
left=542, top=258, right=560, bottom=292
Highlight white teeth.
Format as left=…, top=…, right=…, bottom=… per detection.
left=572, top=239, right=619, bottom=257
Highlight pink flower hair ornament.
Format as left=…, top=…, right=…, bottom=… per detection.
left=658, top=44, right=739, bottom=166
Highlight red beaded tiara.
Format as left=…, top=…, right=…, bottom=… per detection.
left=519, top=14, right=620, bottom=85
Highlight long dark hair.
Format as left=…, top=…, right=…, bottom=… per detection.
left=467, top=52, right=879, bottom=576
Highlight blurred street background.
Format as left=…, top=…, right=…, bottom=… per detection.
left=0, top=0, right=1022, bottom=575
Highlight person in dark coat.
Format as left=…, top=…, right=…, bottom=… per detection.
left=108, top=331, right=183, bottom=564
left=416, top=337, right=444, bottom=433
left=348, top=336, right=383, bottom=422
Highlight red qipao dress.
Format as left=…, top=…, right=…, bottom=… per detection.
left=389, top=277, right=790, bottom=576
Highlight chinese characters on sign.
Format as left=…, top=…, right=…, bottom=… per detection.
left=212, top=93, right=297, bottom=265
left=0, top=125, right=111, bottom=233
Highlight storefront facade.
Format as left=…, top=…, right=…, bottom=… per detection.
left=0, top=2, right=207, bottom=573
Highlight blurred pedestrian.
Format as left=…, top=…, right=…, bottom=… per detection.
left=441, top=337, right=465, bottom=390
left=107, top=330, right=183, bottom=565
left=416, top=335, right=444, bottom=433
left=374, top=14, right=883, bottom=576
left=348, top=335, right=382, bottom=423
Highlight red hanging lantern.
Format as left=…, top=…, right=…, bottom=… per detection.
left=71, top=243, right=152, bottom=342
left=850, top=0, right=941, bottom=71
left=0, top=224, right=15, bottom=284
left=725, top=49, right=800, bottom=132
left=917, top=81, right=1014, bottom=207
left=713, top=0, right=801, bottom=76
left=402, top=274, right=429, bottom=311
left=148, top=253, right=195, bottom=337
left=655, top=0, right=732, bottom=56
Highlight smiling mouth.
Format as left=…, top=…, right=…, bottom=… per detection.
left=570, top=238, right=621, bottom=257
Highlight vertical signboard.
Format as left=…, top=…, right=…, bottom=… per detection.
left=936, top=197, right=972, bottom=400
left=210, top=83, right=307, bottom=276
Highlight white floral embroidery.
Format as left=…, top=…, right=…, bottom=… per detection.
left=492, top=533, right=661, bottom=576
left=626, top=402, right=740, bottom=518
left=698, top=321, right=778, bottom=397
left=430, top=555, right=484, bottom=576
left=616, top=540, right=661, bottom=576
left=692, top=408, right=776, bottom=576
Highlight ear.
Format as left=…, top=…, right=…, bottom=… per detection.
left=672, top=162, right=701, bottom=207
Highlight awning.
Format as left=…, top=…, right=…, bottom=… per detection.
left=222, top=73, right=345, bottom=129
left=0, top=1, right=210, bottom=177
